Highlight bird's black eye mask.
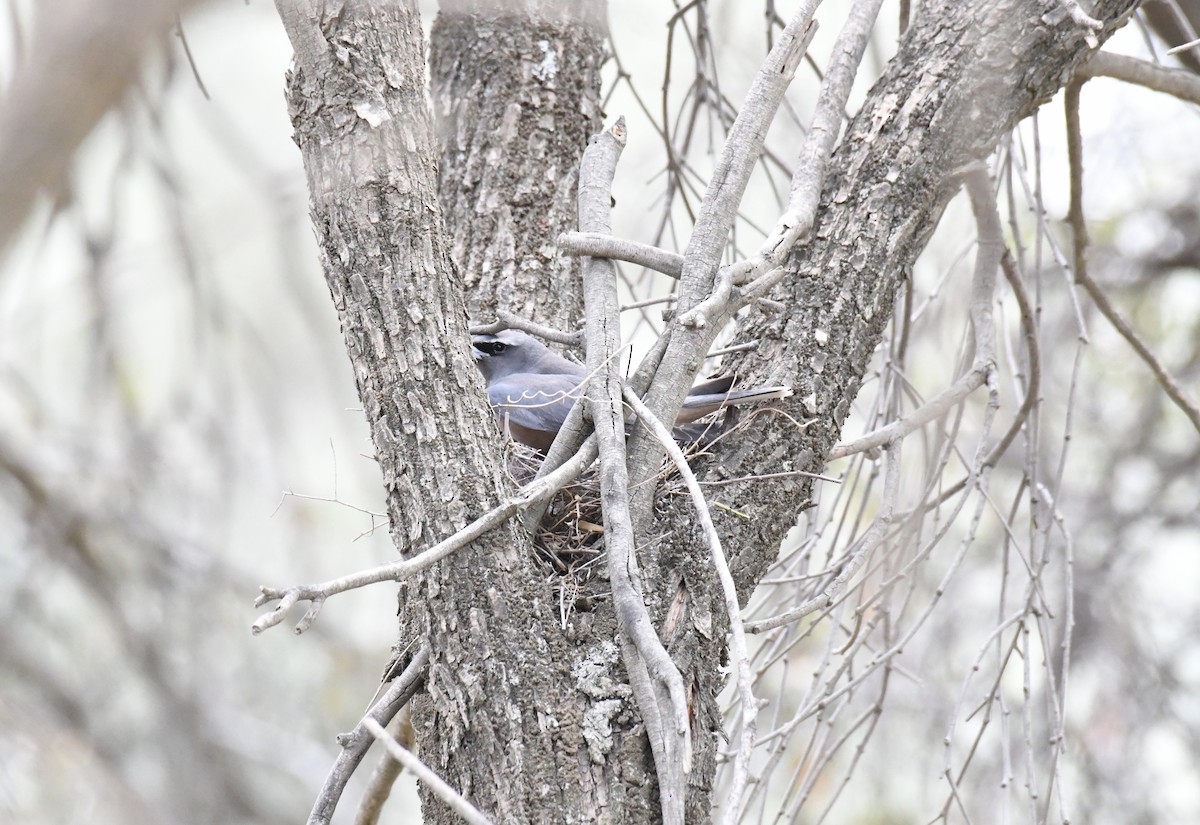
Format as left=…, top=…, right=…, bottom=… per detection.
left=473, top=341, right=508, bottom=356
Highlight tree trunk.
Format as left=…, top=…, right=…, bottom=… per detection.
left=277, top=1, right=664, bottom=823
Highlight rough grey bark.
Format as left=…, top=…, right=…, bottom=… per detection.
left=277, top=0, right=502, bottom=552
left=430, top=0, right=607, bottom=330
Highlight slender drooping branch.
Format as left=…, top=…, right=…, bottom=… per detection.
left=828, top=163, right=1004, bottom=462
left=622, top=388, right=757, bottom=824
left=757, top=163, right=1004, bottom=632
left=1064, top=79, right=1200, bottom=435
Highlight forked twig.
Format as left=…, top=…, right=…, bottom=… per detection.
left=252, top=441, right=595, bottom=634
left=362, top=717, right=493, bottom=825
left=307, top=646, right=430, bottom=825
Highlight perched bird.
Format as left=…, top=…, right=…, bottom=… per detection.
left=471, top=329, right=791, bottom=451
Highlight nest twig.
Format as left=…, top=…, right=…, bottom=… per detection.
left=502, top=409, right=787, bottom=628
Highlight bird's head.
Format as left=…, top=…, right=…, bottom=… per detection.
left=470, top=329, right=545, bottom=382
left=470, top=328, right=585, bottom=384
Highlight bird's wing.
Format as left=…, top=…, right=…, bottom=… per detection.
left=486, top=373, right=585, bottom=435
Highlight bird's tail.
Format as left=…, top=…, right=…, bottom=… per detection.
left=676, top=385, right=792, bottom=424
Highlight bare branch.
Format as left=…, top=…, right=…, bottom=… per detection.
left=1166, top=35, right=1200, bottom=56
left=826, top=368, right=987, bottom=461
left=625, top=4, right=824, bottom=501
left=676, top=6, right=821, bottom=329
left=1065, top=80, right=1200, bottom=435
left=362, top=717, right=494, bottom=825
left=353, top=743, right=404, bottom=825
left=984, top=251, right=1041, bottom=468
left=468, top=310, right=584, bottom=347
left=558, top=231, right=684, bottom=279
left=829, top=164, right=1002, bottom=462
left=698, top=468, right=840, bottom=487
left=1076, top=50, right=1200, bottom=104
left=579, top=117, right=690, bottom=824
left=739, top=0, right=886, bottom=283
left=962, top=169, right=1002, bottom=365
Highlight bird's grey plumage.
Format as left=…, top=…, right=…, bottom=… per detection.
left=472, top=330, right=586, bottom=449
left=471, top=328, right=791, bottom=451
